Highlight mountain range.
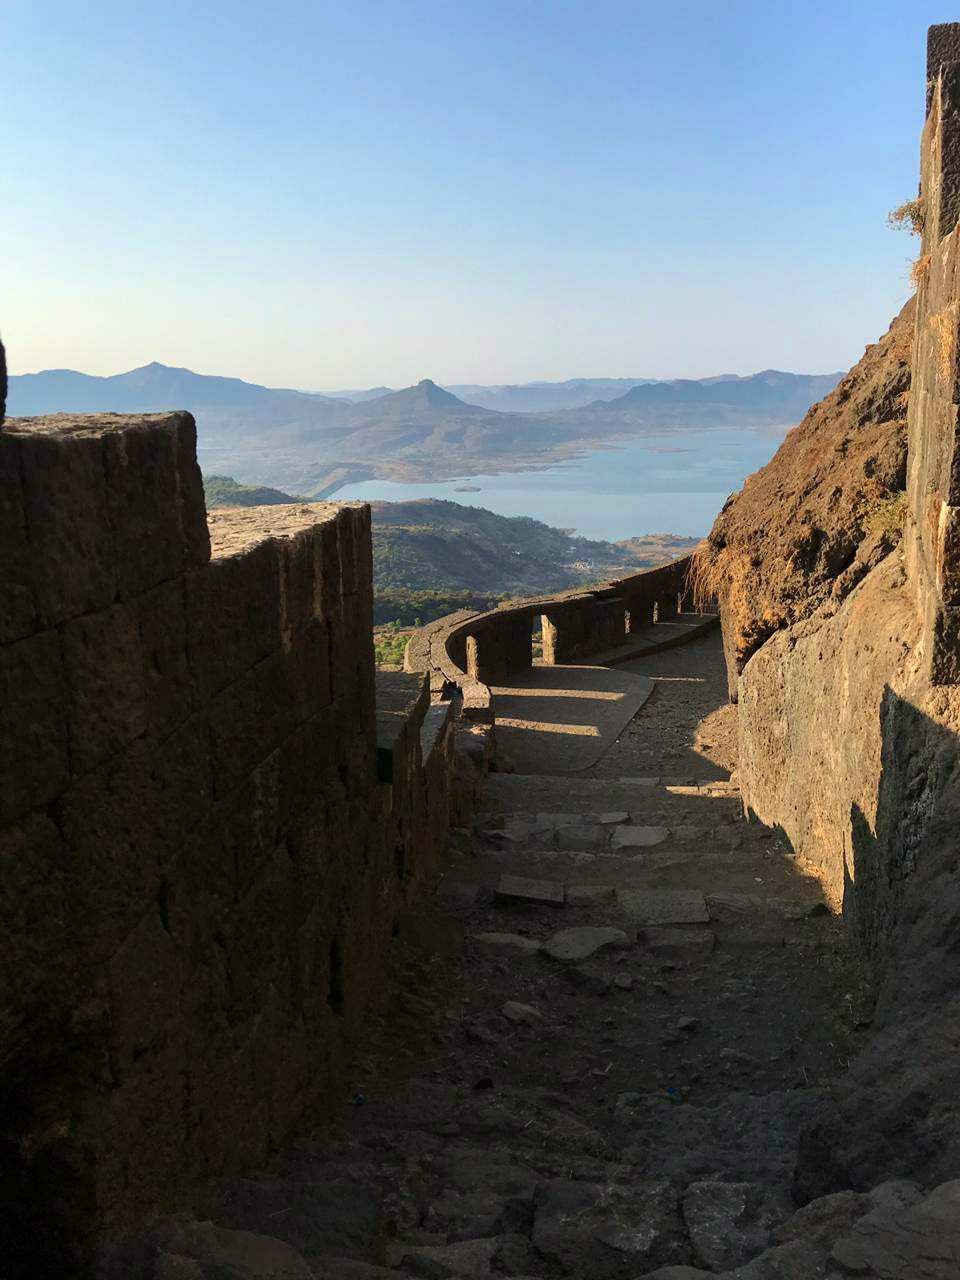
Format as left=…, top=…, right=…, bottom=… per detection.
left=6, top=361, right=842, bottom=498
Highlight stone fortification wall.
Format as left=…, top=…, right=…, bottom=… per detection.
left=720, top=25, right=960, bottom=1193
left=0, top=411, right=469, bottom=1270
left=405, top=556, right=699, bottom=722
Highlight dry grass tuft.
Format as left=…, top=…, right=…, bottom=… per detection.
left=686, top=544, right=723, bottom=613
left=911, top=253, right=932, bottom=289
left=889, top=198, right=926, bottom=236
left=863, top=492, right=907, bottom=537
left=931, top=307, right=957, bottom=385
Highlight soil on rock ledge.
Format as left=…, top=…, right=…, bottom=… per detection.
left=693, top=298, right=914, bottom=678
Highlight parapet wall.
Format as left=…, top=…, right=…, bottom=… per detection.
left=0, top=412, right=471, bottom=1268
left=405, top=557, right=697, bottom=720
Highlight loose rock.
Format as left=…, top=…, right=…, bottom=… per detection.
left=501, top=1001, right=543, bottom=1026
left=542, top=926, right=629, bottom=962
left=682, top=1180, right=784, bottom=1270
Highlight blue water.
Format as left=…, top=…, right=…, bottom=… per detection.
left=332, top=424, right=789, bottom=540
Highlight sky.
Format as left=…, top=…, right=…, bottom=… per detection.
left=2, top=0, right=948, bottom=389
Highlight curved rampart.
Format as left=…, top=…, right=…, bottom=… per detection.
left=406, top=556, right=713, bottom=722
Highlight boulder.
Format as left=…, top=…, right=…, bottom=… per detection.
left=531, top=1178, right=690, bottom=1277
left=682, top=1181, right=784, bottom=1270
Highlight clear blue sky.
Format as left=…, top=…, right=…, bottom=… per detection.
left=3, top=1, right=946, bottom=388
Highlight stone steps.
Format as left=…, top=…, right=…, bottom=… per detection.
left=105, top=630, right=869, bottom=1280
left=480, top=773, right=741, bottom=819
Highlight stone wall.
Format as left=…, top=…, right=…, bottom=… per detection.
left=406, top=556, right=698, bottom=718
left=0, top=412, right=471, bottom=1270
left=905, top=24, right=960, bottom=683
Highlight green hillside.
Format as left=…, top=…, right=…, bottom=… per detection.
left=203, top=481, right=698, bottom=623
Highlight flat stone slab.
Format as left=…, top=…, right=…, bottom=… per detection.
left=556, top=824, right=606, bottom=850
left=502, top=816, right=553, bottom=840
left=475, top=932, right=542, bottom=957
left=619, top=890, right=710, bottom=926
left=707, top=891, right=828, bottom=922
left=639, top=927, right=716, bottom=959
left=567, top=884, right=616, bottom=905
left=497, top=874, right=565, bottom=906
left=674, top=825, right=709, bottom=843
left=706, top=891, right=769, bottom=918
left=537, top=812, right=584, bottom=829
left=542, top=926, right=629, bottom=962
left=611, top=826, right=670, bottom=850
left=598, top=811, right=631, bottom=825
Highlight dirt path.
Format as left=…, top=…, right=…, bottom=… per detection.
left=126, top=630, right=874, bottom=1279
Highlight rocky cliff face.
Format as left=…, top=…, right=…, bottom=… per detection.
left=703, top=24, right=960, bottom=1196
left=693, top=299, right=913, bottom=694
left=709, top=312, right=960, bottom=1191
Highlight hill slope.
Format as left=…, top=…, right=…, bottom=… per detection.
left=202, top=480, right=697, bottom=596
left=691, top=299, right=914, bottom=677
left=366, top=498, right=697, bottom=593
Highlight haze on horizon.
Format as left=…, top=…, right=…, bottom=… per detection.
left=4, top=0, right=938, bottom=391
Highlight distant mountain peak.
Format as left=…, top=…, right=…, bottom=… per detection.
left=358, top=378, right=482, bottom=416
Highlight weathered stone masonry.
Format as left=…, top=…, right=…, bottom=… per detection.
left=0, top=411, right=471, bottom=1263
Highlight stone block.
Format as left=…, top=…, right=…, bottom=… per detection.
left=107, top=912, right=184, bottom=1070
left=612, top=825, right=670, bottom=849
left=567, top=884, right=616, bottom=904
left=556, top=823, right=606, bottom=850
left=337, top=505, right=366, bottom=599
left=101, top=416, right=188, bottom=597
left=224, top=862, right=301, bottom=1018
left=60, top=720, right=213, bottom=957
left=497, top=874, right=565, bottom=905
left=638, top=927, right=715, bottom=960
left=314, top=516, right=343, bottom=617
left=291, top=619, right=333, bottom=719
left=279, top=707, right=338, bottom=831
left=0, top=629, right=69, bottom=826
left=278, top=525, right=319, bottom=640
left=15, top=424, right=116, bottom=625
left=619, top=890, right=710, bottom=925
left=185, top=541, right=282, bottom=702
left=207, top=655, right=297, bottom=798
left=172, top=411, right=211, bottom=568
left=0, top=813, right=72, bottom=1055
left=137, top=578, right=192, bottom=738
left=542, top=926, right=629, bottom=961
left=62, top=603, right=148, bottom=775
left=225, top=752, right=282, bottom=894
left=0, top=433, right=36, bottom=643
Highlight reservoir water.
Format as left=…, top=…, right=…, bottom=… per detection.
left=331, top=423, right=791, bottom=541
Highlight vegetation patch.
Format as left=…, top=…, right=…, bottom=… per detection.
left=888, top=197, right=925, bottom=236
left=863, top=492, right=907, bottom=536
